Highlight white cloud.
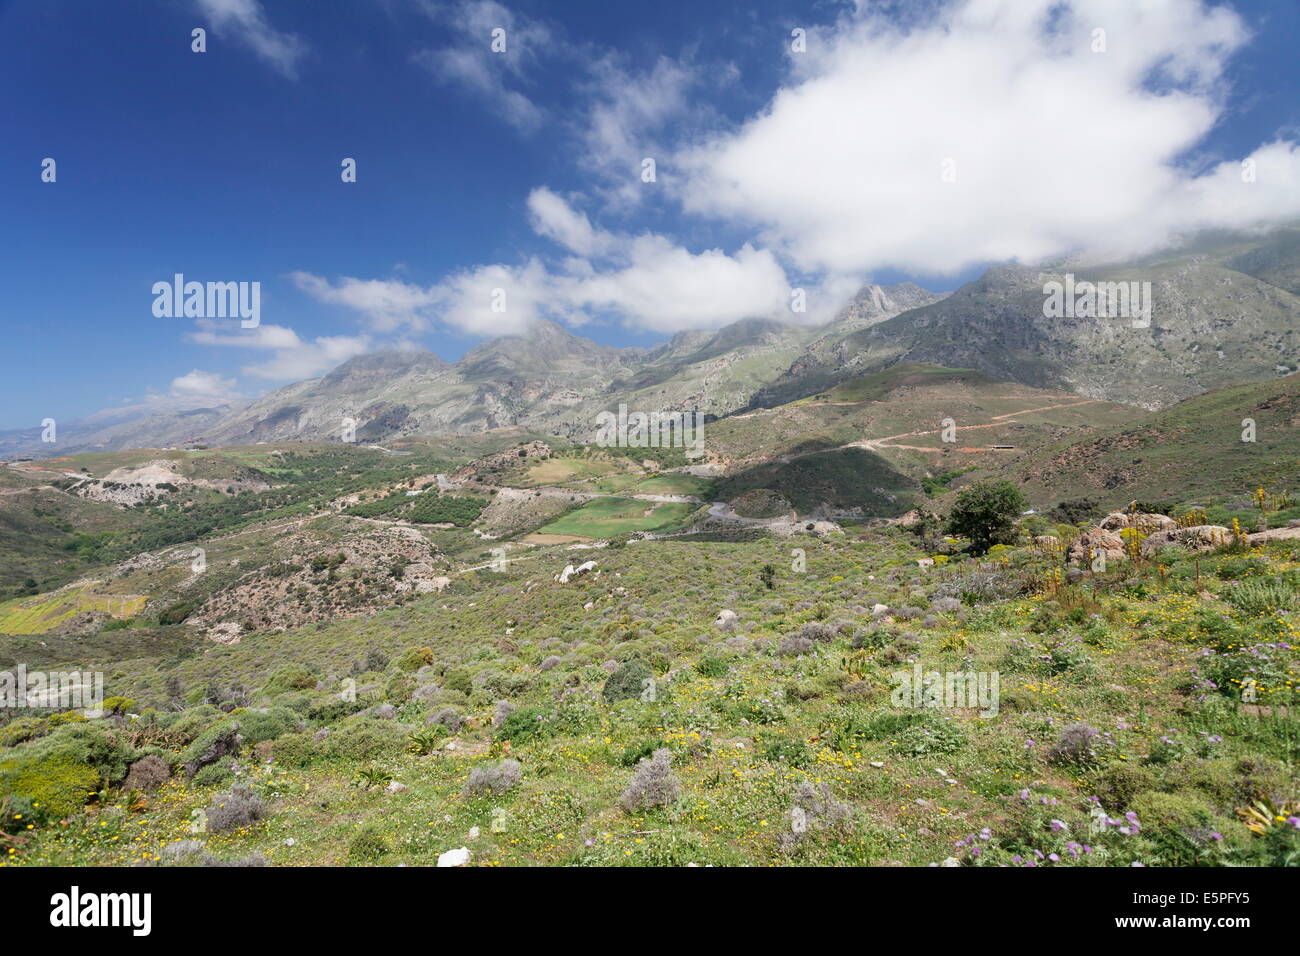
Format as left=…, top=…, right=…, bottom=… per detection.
left=287, top=272, right=436, bottom=334
left=412, top=0, right=552, bottom=132
left=186, top=321, right=370, bottom=380
left=294, top=188, right=795, bottom=337
left=168, top=369, right=241, bottom=402
left=572, top=235, right=790, bottom=333
left=526, top=187, right=611, bottom=257
left=195, top=0, right=307, bottom=78
left=576, top=55, right=714, bottom=207
left=677, top=0, right=1300, bottom=277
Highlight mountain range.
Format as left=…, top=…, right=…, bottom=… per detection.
left=4, top=226, right=1297, bottom=457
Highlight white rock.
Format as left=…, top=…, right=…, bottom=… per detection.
left=437, top=847, right=472, bottom=868
left=870, top=761, right=884, bottom=768
left=386, top=781, right=408, bottom=793
left=467, top=826, right=481, bottom=840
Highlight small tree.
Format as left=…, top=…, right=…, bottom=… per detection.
left=945, top=480, right=1026, bottom=554
left=759, top=564, right=776, bottom=590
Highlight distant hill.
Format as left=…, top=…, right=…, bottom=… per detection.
left=1008, top=371, right=1300, bottom=508
left=751, top=227, right=1300, bottom=410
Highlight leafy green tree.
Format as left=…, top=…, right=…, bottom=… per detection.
left=945, top=480, right=1026, bottom=554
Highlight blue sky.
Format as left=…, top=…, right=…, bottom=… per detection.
left=2, top=0, right=1299, bottom=429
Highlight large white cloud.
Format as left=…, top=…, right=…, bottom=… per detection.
left=678, top=0, right=1300, bottom=277
left=293, top=0, right=1300, bottom=345
left=294, top=188, right=795, bottom=337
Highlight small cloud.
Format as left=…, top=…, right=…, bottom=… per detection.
left=195, top=0, right=307, bottom=78
left=287, top=272, right=437, bottom=334
left=186, top=320, right=371, bottom=380
left=412, top=0, right=553, bottom=132
left=168, top=369, right=241, bottom=402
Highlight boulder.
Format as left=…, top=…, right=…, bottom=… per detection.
left=437, top=847, right=472, bottom=867
left=556, top=560, right=597, bottom=584
left=1066, top=528, right=1125, bottom=564
left=1141, top=525, right=1231, bottom=554
left=1098, top=511, right=1176, bottom=533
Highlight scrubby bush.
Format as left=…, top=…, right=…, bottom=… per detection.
left=463, top=759, right=522, bottom=796
left=0, top=754, right=99, bottom=827
left=355, top=649, right=389, bottom=674
left=789, top=780, right=852, bottom=831
left=62, top=720, right=139, bottom=773
left=778, top=636, right=814, bottom=657
left=894, top=720, right=965, bottom=756
left=123, top=755, right=171, bottom=792
left=695, top=654, right=729, bottom=678
left=618, top=738, right=666, bottom=767
left=1049, top=722, right=1102, bottom=768
left=269, top=732, right=318, bottom=769
left=167, top=705, right=223, bottom=742
left=182, top=721, right=242, bottom=778
left=1092, top=763, right=1157, bottom=810
left=602, top=659, right=652, bottom=703
left=427, top=707, right=464, bottom=733
left=348, top=823, right=390, bottom=862
left=395, top=646, right=435, bottom=672
left=232, top=707, right=300, bottom=745
left=797, top=622, right=835, bottom=643
left=442, top=668, right=472, bottom=695
left=620, top=748, right=679, bottom=812
left=492, top=700, right=516, bottom=728
left=495, top=706, right=551, bottom=744
left=323, top=720, right=407, bottom=761
left=193, top=762, right=234, bottom=788
left=763, top=737, right=811, bottom=768
left=262, top=664, right=317, bottom=695
left=206, top=783, right=264, bottom=832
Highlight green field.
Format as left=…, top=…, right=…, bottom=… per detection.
left=535, top=497, right=696, bottom=537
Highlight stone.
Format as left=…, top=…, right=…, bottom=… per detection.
left=437, top=846, right=471, bottom=867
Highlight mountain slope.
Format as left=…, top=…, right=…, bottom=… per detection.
left=1007, top=371, right=1300, bottom=507
left=752, top=228, right=1300, bottom=410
